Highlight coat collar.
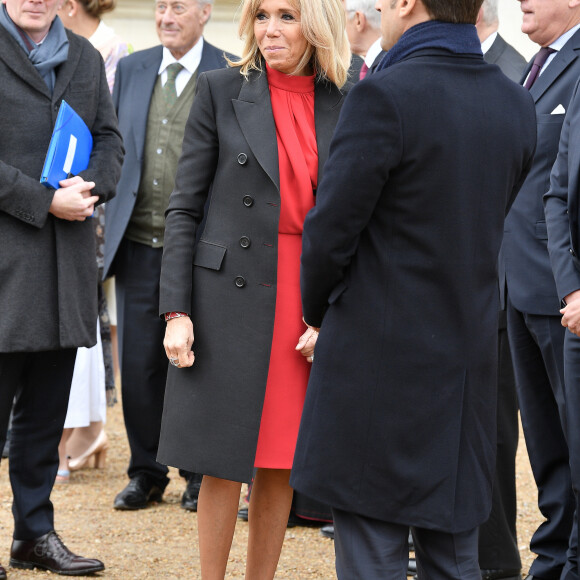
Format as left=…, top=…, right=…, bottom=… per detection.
left=483, top=34, right=506, bottom=66
left=232, top=67, right=345, bottom=191
left=527, top=27, right=580, bottom=102
left=0, top=27, right=87, bottom=104
left=0, top=25, right=51, bottom=98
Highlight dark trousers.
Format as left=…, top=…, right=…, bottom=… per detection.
left=332, top=508, right=480, bottom=580
left=115, top=238, right=171, bottom=487
left=563, top=331, right=580, bottom=580
left=0, top=349, right=76, bottom=540
left=478, top=312, right=521, bottom=571
left=507, top=299, right=574, bottom=578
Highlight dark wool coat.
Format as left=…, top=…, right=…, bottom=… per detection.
left=157, top=66, right=348, bottom=483
left=290, top=48, right=537, bottom=534
left=0, top=26, right=124, bottom=353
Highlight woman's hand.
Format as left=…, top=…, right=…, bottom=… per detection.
left=296, top=324, right=319, bottom=363
left=164, top=316, right=195, bottom=368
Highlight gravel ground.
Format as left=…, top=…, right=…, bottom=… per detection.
left=0, top=402, right=543, bottom=579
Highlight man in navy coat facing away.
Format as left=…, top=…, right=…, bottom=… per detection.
left=290, top=0, right=536, bottom=578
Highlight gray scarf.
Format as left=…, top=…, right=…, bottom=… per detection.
left=0, top=4, right=69, bottom=94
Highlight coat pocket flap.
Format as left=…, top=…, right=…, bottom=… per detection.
left=193, top=240, right=227, bottom=271
left=328, top=280, right=347, bottom=304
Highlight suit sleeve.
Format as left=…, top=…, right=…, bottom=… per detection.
left=301, top=79, right=403, bottom=327
left=159, top=72, right=219, bottom=315
left=544, top=79, right=580, bottom=301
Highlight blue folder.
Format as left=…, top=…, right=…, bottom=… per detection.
left=40, top=100, right=93, bottom=189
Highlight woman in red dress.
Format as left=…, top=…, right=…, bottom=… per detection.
left=159, top=0, right=351, bottom=577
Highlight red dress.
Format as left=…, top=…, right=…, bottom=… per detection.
left=254, top=65, right=318, bottom=469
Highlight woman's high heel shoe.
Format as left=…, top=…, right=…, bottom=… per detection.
left=68, top=429, right=109, bottom=471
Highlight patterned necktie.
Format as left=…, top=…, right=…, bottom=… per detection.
left=524, top=47, right=556, bottom=90
left=163, top=63, right=184, bottom=109
left=359, top=62, right=369, bottom=81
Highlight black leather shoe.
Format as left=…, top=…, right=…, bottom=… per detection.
left=408, top=558, right=417, bottom=575
left=114, top=473, right=163, bottom=510
left=320, top=524, right=334, bottom=539
left=0, top=561, right=6, bottom=580
left=481, top=570, right=521, bottom=580
left=10, top=531, right=104, bottom=575
left=181, top=478, right=200, bottom=512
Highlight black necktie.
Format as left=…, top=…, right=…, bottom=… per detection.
left=524, top=47, right=556, bottom=90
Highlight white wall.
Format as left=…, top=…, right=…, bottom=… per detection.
left=104, top=0, right=537, bottom=63
left=498, top=0, right=537, bottom=61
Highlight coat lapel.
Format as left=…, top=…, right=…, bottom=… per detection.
left=314, top=79, right=345, bottom=186
left=530, top=31, right=580, bottom=102
left=232, top=69, right=280, bottom=190
left=131, top=47, right=162, bottom=161
left=0, top=26, right=51, bottom=98
left=52, top=31, right=82, bottom=105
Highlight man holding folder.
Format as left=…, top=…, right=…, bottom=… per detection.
left=0, top=0, right=123, bottom=575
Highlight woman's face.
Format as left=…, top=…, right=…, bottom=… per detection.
left=254, top=0, right=311, bottom=76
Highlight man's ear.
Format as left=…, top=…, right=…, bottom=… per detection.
left=399, top=0, right=417, bottom=18
left=200, top=3, right=211, bottom=25
left=355, top=11, right=367, bottom=32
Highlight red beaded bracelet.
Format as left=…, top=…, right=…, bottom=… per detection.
left=164, top=311, right=189, bottom=321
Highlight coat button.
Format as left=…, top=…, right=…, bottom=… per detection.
left=237, top=153, right=248, bottom=165
left=239, top=236, right=251, bottom=249
left=570, top=248, right=576, bottom=256
left=243, top=195, right=254, bottom=207
left=234, top=276, right=246, bottom=288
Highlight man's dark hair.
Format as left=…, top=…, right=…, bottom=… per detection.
left=391, top=0, right=483, bottom=23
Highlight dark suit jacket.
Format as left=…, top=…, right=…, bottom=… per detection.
left=290, top=48, right=536, bottom=533
left=103, top=40, right=233, bottom=279
left=0, top=26, right=123, bottom=352
left=545, top=78, right=580, bottom=301
left=484, top=34, right=527, bottom=83
left=503, top=28, right=580, bottom=315
left=156, top=66, right=349, bottom=483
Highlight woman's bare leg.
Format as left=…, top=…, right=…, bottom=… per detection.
left=198, top=475, right=242, bottom=580
left=246, top=468, right=293, bottom=580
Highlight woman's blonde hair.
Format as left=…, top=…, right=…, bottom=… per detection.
left=228, top=0, right=351, bottom=88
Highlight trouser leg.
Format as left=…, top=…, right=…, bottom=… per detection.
left=507, top=300, right=573, bottom=578
left=3, top=349, right=76, bottom=539
left=115, top=239, right=169, bottom=487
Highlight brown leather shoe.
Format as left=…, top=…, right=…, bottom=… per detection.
left=0, top=561, right=6, bottom=580
left=10, top=531, right=104, bottom=575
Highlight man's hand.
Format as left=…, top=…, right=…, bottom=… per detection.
left=49, top=176, right=98, bottom=221
left=164, top=316, right=195, bottom=368
left=296, top=324, right=319, bottom=363
left=561, top=289, right=580, bottom=336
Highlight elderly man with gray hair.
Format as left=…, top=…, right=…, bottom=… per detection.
left=343, top=0, right=384, bottom=77
left=103, top=0, right=235, bottom=512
